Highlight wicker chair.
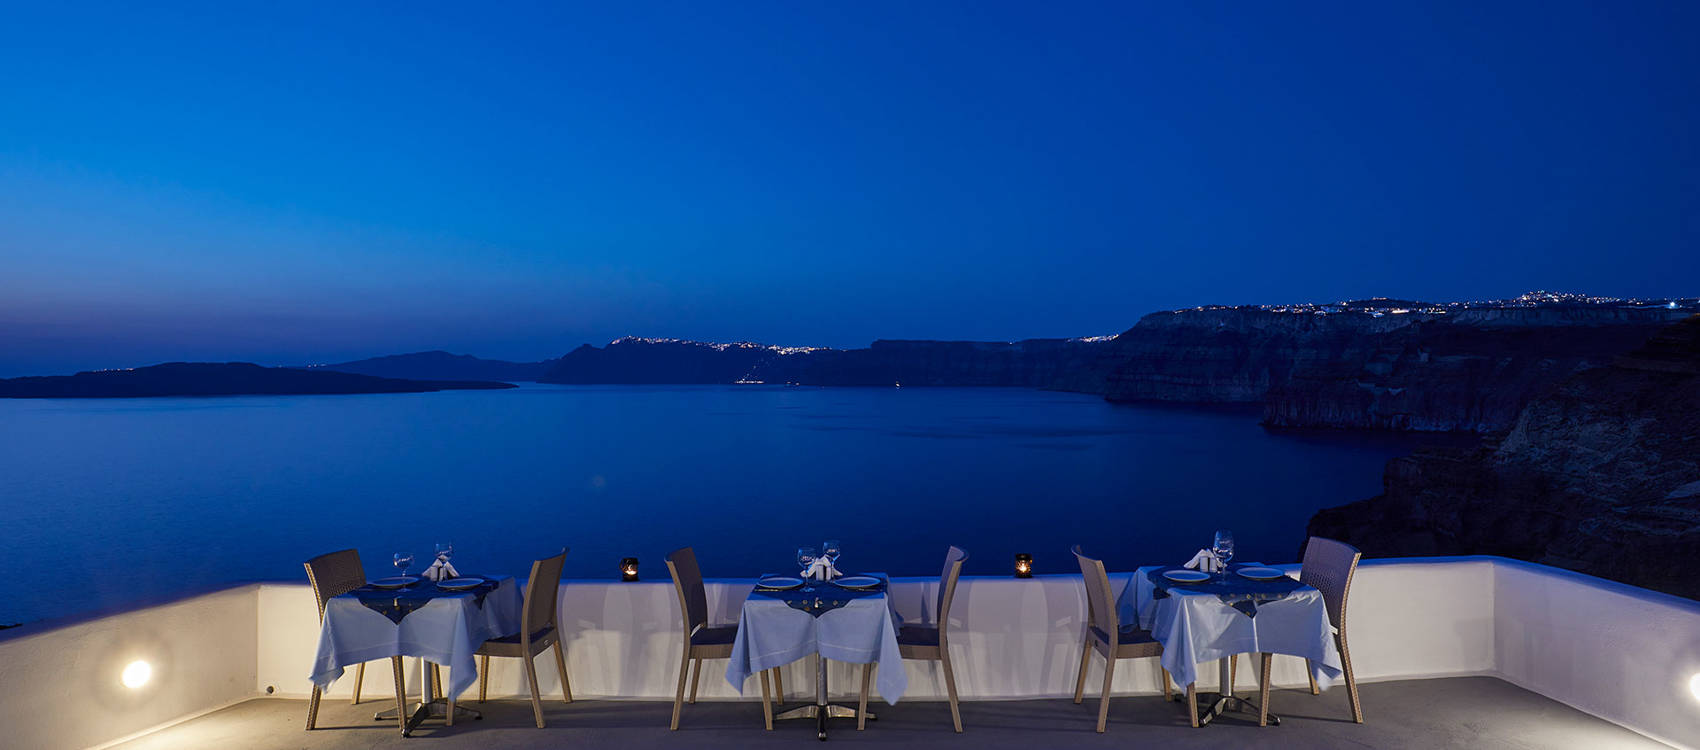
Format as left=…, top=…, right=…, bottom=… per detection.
left=461, top=549, right=571, bottom=729
left=1071, top=545, right=1173, bottom=732
left=856, top=545, right=969, bottom=731
left=303, top=549, right=408, bottom=734
left=1299, top=536, right=1363, bottom=723
left=666, top=547, right=780, bottom=730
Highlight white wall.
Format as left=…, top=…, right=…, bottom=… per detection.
left=0, top=585, right=259, bottom=750
left=6, top=557, right=1698, bottom=750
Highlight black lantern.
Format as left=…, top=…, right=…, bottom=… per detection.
left=1014, top=553, right=1033, bottom=578
left=620, top=557, right=640, bottom=582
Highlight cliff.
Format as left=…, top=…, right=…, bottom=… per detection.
left=1099, top=305, right=1687, bottom=432
left=1308, top=314, right=1700, bottom=599
left=0, top=362, right=517, bottom=398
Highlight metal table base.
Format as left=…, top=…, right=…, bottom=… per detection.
left=372, top=660, right=482, bottom=736
left=1194, top=656, right=1278, bottom=727
left=773, top=655, right=875, bottom=740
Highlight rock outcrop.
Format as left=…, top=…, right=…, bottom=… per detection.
left=1308, top=314, right=1700, bottom=599
left=0, top=362, right=516, bottom=398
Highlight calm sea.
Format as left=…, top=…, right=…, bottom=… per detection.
left=0, top=384, right=1429, bottom=624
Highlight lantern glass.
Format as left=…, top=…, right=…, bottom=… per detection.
left=620, top=557, right=640, bottom=582
left=1014, top=553, right=1033, bottom=578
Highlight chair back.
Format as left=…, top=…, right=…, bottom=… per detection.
left=1072, top=545, right=1119, bottom=635
left=521, top=549, right=568, bottom=641
left=935, top=546, right=969, bottom=644
left=304, top=548, right=366, bottom=621
left=1300, top=536, right=1361, bottom=632
left=666, top=547, right=709, bottom=636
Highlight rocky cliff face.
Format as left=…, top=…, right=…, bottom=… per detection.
left=1099, top=305, right=1686, bottom=432
left=1308, top=314, right=1700, bottom=599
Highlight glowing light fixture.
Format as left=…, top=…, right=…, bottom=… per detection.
left=1689, top=672, right=1700, bottom=702
left=620, top=557, right=640, bottom=582
left=1014, top=553, right=1033, bottom=578
left=121, top=660, right=152, bottom=689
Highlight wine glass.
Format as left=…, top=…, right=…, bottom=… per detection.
left=434, top=542, right=454, bottom=580
left=392, top=552, right=414, bottom=578
left=1212, top=530, right=1235, bottom=577
left=798, top=546, right=818, bottom=591
left=822, top=539, right=842, bottom=567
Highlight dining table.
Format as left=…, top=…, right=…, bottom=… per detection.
left=1120, top=562, right=1342, bottom=727
left=310, top=575, right=522, bottom=736
left=726, top=573, right=905, bottom=740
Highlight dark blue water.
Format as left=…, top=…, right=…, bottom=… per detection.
left=0, top=385, right=1428, bottom=624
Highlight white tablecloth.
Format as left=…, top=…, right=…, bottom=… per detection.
left=310, top=577, right=523, bottom=699
left=1120, top=566, right=1342, bottom=692
left=725, top=577, right=907, bottom=704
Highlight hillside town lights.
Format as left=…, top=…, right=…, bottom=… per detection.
left=620, top=557, right=640, bottom=582
left=1014, top=553, right=1033, bottom=578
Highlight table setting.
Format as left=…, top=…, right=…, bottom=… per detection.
left=726, top=540, right=905, bottom=740
left=1120, top=530, right=1343, bottom=727
left=310, top=543, right=522, bottom=736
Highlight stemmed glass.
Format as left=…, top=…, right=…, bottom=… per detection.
left=435, top=542, right=454, bottom=569
left=822, top=539, right=842, bottom=571
left=393, top=552, right=415, bottom=579
left=798, top=546, right=818, bottom=591
left=1212, top=530, right=1235, bottom=578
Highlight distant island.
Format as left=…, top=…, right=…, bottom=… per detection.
left=0, top=362, right=516, bottom=398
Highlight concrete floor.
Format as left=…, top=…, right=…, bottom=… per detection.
left=114, top=677, right=1670, bottom=750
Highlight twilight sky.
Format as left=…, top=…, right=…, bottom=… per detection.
left=2, top=1, right=1696, bottom=376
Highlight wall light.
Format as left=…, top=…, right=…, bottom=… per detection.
left=620, top=557, right=640, bottom=582
left=121, top=660, right=152, bottom=689
left=1014, top=553, right=1033, bottom=578
left=1689, top=672, right=1700, bottom=702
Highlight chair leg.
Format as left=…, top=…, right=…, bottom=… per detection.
left=1072, top=634, right=1092, bottom=704
left=941, top=654, right=963, bottom=732
left=305, top=685, right=322, bottom=731
left=773, top=667, right=784, bottom=702
left=390, top=656, right=407, bottom=736
left=1186, top=682, right=1199, bottom=729
left=553, top=640, right=573, bottom=703
left=760, top=668, right=774, bottom=730
left=1306, top=658, right=1319, bottom=695
left=688, top=657, right=703, bottom=703
left=479, top=654, right=490, bottom=702
left=1258, top=653, right=1272, bottom=727
left=351, top=661, right=365, bottom=705
left=670, top=649, right=691, bottom=730
left=1160, top=667, right=1174, bottom=702
left=1095, top=655, right=1117, bottom=733
left=446, top=666, right=455, bottom=728
left=858, top=663, right=872, bottom=731
left=1341, top=636, right=1363, bottom=724
left=432, top=663, right=443, bottom=700
left=524, top=654, right=546, bottom=728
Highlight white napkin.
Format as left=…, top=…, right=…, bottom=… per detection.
left=802, top=558, right=841, bottom=581
left=1183, top=549, right=1222, bottom=573
left=423, top=557, right=460, bottom=582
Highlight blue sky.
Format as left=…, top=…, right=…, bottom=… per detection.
left=2, top=1, right=1696, bottom=375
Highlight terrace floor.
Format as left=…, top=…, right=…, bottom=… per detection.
left=114, top=677, right=1670, bottom=749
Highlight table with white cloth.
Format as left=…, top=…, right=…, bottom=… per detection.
left=311, top=576, right=523, bottom=735
left=1119, top=564, right=1343, bottom=727
left=726, top=573, right=906, bottom=740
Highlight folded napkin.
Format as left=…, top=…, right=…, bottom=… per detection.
left=802, top=557, right=841, bottom=581
left=422, top=557, right=461, bottom=582
left=1183, top=549, right=1223, bottom=573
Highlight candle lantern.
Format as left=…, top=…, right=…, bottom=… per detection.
left=1014, top=553, right=1033, bottom=578
left=620, top=557, right=640, bottom=582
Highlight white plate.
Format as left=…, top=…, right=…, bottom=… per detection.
left=1162, top=570, right=1211, bottom=584
left=438, top=577, right=485, bottom=590
left=834, top=575, right=881, bottom=589
left=370, top=576, right=420, bottom=589
left=1236, top=567, right=1287, bottom=581
left=757, top=576, right=803, bottom=590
